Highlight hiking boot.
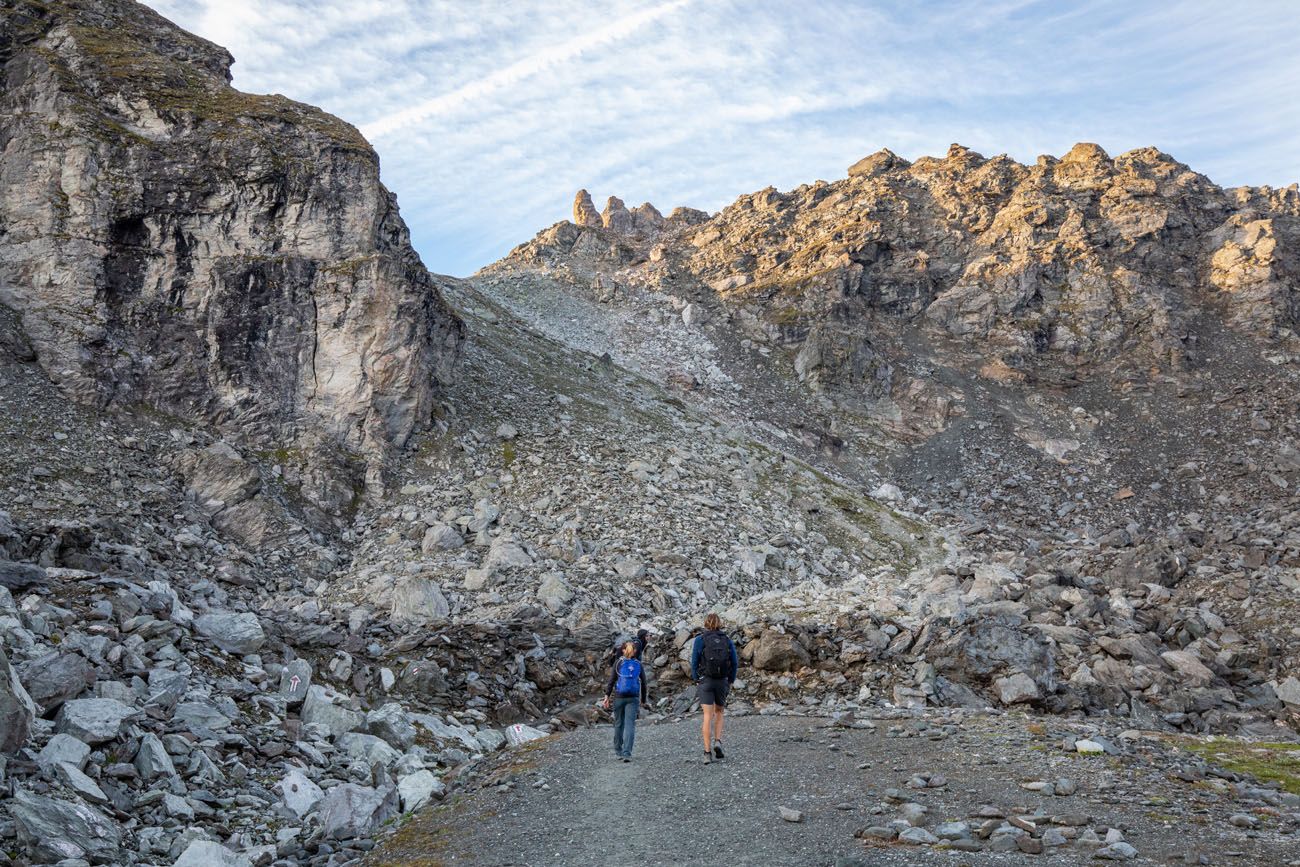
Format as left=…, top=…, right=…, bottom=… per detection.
left=702, top=750, right=712, bottom=765
left=621, top=756, right=631, bottom=763
left=712, top=741, right=725, bottom=760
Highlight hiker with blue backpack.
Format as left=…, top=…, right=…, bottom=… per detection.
left=602, top=639, right=648, bottom=762
left=690, top=612, right=738, bottom=765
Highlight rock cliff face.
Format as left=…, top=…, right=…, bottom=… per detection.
left=491, top=143, right=1300, bottom=398
left=0, top=0, right=463, bottom=521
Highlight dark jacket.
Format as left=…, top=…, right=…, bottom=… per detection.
left=605, top=656, right=647, bottom=702
left=690, top=630, right=738, bottom=683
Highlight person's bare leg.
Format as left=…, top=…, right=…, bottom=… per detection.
left=701, top=704, right=714, bottom=751
left=713, top=707, right=725, bottom=746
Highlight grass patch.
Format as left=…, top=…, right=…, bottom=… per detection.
left=1174, top=739, right=1300, bottom=795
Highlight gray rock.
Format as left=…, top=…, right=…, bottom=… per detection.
left=301, top=686, right=364, bottom=740
left=934, top=821, right=971, bottom=840
left=338, top=732, right=401, bottom=768
left=994, top=671, right=1040, bottom=705
left=750, top=631, right=811, bottom=672
left=537, top=573, right=573, bottom=614
left=0, top=559, right=46, bottom=592
left=1160, top=650, right=1215, bottom=687
left=146, top=668, right=189, bottom=711
left=504, top=723, right=548, bottom=747
left=53, top=761, right=110, bottom=805
left=899, top=802, right=928, bottom=825
left=18, top=652, right=95, bottom=712
left=367, top=702, right=416, bottom=750
left=1095, top=841, right=1138, bottom=860
left=484, top=536, right=532, bottom=571
left=1273, top=676, right=1300, bottom=707
left=11, top=789, right=121, bottom=863
left=421, top=523, right=464, bottom=552
left=390, top=577, right=449, bottom=623
left=194, top=612, right=265, bottom=655
left=37, top=733, right=91, bottom=771
left=55, top=698, right=135, bottom=745
left=278, top=767, right=323, bottom=819
left=778, top=806, right=804, bottom=822
left=0, top=646, right=35, bottom=752
left=317, top=782, right=399, bottom=839
left=475, top=728, right=506, bottom=752
left=183, top=442, right=262, bottom=518
left=898, top=826, right=939, bottom=844
left=397, top=769, right=445, bottom=812
left=279, top=658, right=313, bottom=706
left=134, top=732, right=177, bottom=780
left=173, top=700, right=232, bottom=736
left=173, top=840, right=253, bottom=867
left=163, top=791, right=195, bottom=820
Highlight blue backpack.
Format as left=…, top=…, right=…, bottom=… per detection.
left=615, top=658, right=642, bottom=695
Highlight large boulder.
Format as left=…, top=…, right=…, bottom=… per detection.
left=0, top=559, right=46, bottom=592
left=390, top=577, right=449, bottom=623
left=134, top=732, right=177, bottom=780
left=994, top=672, right=1041, bottom=705
left=194, top=612, right=266, bottom=655
left=537, top=573, right=573, bottom=614
left=36, top=733, right=91, bottom=771
left=1104, top=542, right=1189, bottom=590
left=173, top=840, right=253, bottom=867
left=421, top=523, right=464, bottom=552
left=181, top=442, right=262, bottom=517
left=749, top=631, right=810, bottom=672
left=11, top=789, right=122, bottom=864
left=1160, top=650, right=1215, bottom=688
left=338, top=732, right=402, bottom=768
left=317, top=783, right=399, bottom=839
left=0, top=647, right=36, bottom=752
left=398, top=769, right=445, bottom=812
left=55, top=698, right=135, bottom=745
left=278, top=767, right=324, bottom=819
left=279, top=658, right=313, bottom=706
left=301, top=685, right=363, bottom=739
left=933, top=613, right=1057, bottom=697
left=18, top=651, right=96, bottom=712
left=367, top=702, right=417, bottom=751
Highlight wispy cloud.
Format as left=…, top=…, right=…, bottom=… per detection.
left=142, top=0, right=1300, bottom=276
left=361, top=0, right=693, bottom=138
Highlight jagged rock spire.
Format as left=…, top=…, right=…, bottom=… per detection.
left=601, top=196, right=632, bottom=233
left=573, top=189, right=602, bottom=228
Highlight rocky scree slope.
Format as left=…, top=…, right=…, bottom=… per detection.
left=0, top=0, right=464, bottom=532
left=474, top=154, right=1300, bottom=733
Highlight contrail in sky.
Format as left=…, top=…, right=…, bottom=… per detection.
left=362, top=0, right=693, bottom=139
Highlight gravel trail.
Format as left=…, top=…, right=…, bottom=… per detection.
left=366, top=714, right=1300, bottom=866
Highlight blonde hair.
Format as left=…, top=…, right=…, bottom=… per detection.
left=703, top=613, right=721, bottom=631
left=622, top=641, right=637, bottom=657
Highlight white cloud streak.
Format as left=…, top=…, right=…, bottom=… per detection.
left=361, top=0, right=693, bottom=138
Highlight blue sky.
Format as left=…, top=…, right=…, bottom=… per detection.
left=143, top=0, right=1300, bottom=276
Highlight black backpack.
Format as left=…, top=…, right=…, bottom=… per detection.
left=700, top=630, right=731, bottom=679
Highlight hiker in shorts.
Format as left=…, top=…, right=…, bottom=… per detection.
left=602, top=640, right=648, bottom=762
left=690, top=613, right=737, bottom=764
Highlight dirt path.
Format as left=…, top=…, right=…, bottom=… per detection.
left=367, top=713, right=1300, bottom=867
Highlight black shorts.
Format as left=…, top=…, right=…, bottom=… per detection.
left=697, top=677, right=730, bottom=707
